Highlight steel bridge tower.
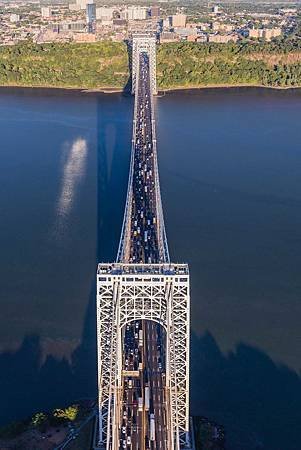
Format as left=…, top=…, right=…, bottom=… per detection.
left=132, top=33, right=157, bottom=95
left=97, top=34, right=191, bottom=450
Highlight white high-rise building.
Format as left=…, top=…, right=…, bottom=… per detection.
left=75, top=0, right=91, bottom=11
left=171, top=14, right=187, bottom=28
left=96, top=7, right=114, bottom=21
left=69, top=4, right=81, bottom=11
left=163, top=17, right=172, bottom=29
left=126, top=6, right=148, bottom=21
left=41, top=7, right=52, bottom=18
left=10, top=14, right=20, bottom=23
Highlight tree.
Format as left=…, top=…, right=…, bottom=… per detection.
left=53, top=404, right=79, bottom=422
left=31, top=412, right=47, bottom=427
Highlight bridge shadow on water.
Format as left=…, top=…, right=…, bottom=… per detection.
left=0, top=93, right=132, bottom=428
left=1, top=331, right=300, bottom=450
left=190, top=332, right=301, bottom=450
left=0, top=91, right=301, bottom=450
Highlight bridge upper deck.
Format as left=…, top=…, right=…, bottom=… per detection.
left=117, top=51, right=169, bottom=264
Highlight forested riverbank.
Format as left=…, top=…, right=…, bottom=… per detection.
left=0, top=39, right=301, bottom=90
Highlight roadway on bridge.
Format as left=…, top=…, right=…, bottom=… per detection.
left=128, top=52, right=159, bottom=264
left=118, top=52, right=168, bottom=450
left=120, top=320, right=167, bottom=450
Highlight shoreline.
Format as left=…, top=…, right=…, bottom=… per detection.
left=160, top=83, right=301, bottom=93
left=0, top=84, right=124, bottom=95
left=0, top=83, right=301, bottom=95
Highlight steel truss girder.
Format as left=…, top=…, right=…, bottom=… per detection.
left=97, top=264, right=190, bottom=450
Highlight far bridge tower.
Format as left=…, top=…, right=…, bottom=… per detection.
left=131, top=33, right=157, bottom=95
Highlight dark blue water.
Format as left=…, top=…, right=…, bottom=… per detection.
left=0, top=87, right=300, bottom=450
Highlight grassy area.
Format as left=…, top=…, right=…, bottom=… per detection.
left=0, top=40, right=301, bottom=90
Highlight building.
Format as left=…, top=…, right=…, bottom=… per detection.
left=160, top=31, right=179, bottom=43
left=86, top=2, right=96, bottom=33
left=10, top=14, right=20, bottom=23
left=248, top=27, right=281, bottom=41
left=248, top=28, right=264, bottom=39
left=196, top=33, right=208, bottom=43
left=279, top=8, right=297, bottom=15
left=208, top=33, right=238, bottom=43
left=75, top=0, right=90, bottom=11
left=56, top=21, right=86, bottom=32
left=163, top=17, right=172, bottom=29
left=212, top=5, right=219, bottom=14
left=149, top=6, right=160, bottom=17
left=69, top=4, right=81, bottom=11
left=119, top=10, right=127, bottom=20
left=126, top=6, right=148, bottom=21
left=198, top=22, right=211, bottom=31
left=187, top=35, right=198, bottom=42
left=171, top=14, right=187, bottom=28
left=113, top=18, right=127, bottom=27
left=96, top=7, right=114, bottom=21
left=41, top=7, right=52, bottom=18
left=174, top=27, right=198, bottom=39
left=212, top=22, right=234, bottom=32
left=264, top=28, right=281, bottom=41
left=73, top=33, right=96, bottom=42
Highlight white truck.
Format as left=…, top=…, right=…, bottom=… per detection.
left=150, top=413, right=155, bottom=442
left=138, top=329, right=143, bottom=347
left=145, top=386, right=150, bottom=411
left=138, top=396, right=143, bottom=412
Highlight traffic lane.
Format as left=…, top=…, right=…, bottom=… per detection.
left=120, top=321, right=145, bottom=450
left=145, top=321, right=167, bottom=450
left=129, top=56, right=159, bottom=264
left=153, top=329, right=166, bottom=450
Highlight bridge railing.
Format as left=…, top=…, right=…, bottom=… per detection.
left=149, top=89, right=170, bottom=263
left=116, top=60, right=140, bottom=263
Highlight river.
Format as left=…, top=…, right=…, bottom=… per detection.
left=0, top=86, right=300, bottom=450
